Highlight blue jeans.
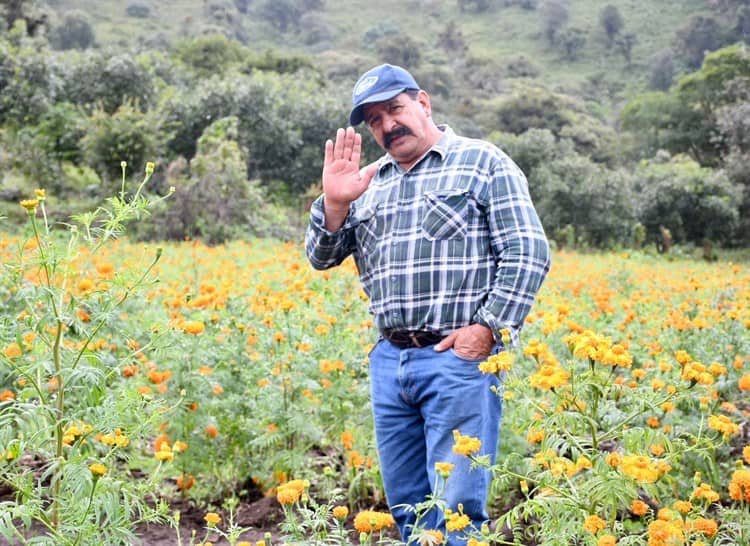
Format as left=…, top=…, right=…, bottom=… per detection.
left=368, top=339, right=503, bottom=545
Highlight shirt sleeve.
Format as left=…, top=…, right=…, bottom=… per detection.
left=472, top=157, right=551, bottom=346
left=305, top=195, right=357, bottom=270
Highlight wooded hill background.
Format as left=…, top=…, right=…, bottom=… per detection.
left=1, top=0, right=749, bottom=250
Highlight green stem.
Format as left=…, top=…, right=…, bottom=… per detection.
left=71, top=478, right=99, bottom=546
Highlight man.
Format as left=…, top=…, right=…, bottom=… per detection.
left=305, top=63, right=550, bottom=544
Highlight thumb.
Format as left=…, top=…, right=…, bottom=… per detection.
left=359, top=162, right=379, bottom=186
left=434, top=332, right=456, bottom=352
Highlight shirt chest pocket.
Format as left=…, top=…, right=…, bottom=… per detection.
left=354, top=205, right=380, bottom=253
left=422, top=190, right=470, bottom=241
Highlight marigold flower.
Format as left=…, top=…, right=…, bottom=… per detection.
left=583, top=515, right=607, bottom=534
left=743, top=445, right=750, bottom=465
left=707, top=414, right=739, bottom=437
left=478, top=351, right=513, bottom=374
left=3, top=342, right=23, bottom=359
left=647, top=519, right=684, bottom=546
left=89, top=463, right=107, bottom=477
left=182, top=321, right=205, bottom=335
left=205, top=425, right=219, bottom=438
left=332, top=505, right=349, bottom=520
left=276, top=479, right=307, bottom=505
left=620, top=455, right=660, bottom=483
left=204, top=512, right=221, bottom=525
left=417, top=529, right=444, bottom=545
left=690, top=517, right=717, bottom=536
left=672, top=500, right=692, bottom=514
left=435, top=461, right=455, bottom=478
left=691, top=482, right=720, bottom=503
left=467, top=540, right=489, bottom=546
left=353, top=510, right=395, bottom=532
left=20, top=198, right=38, bottom=212
left=176, top=474, right=195, bottom=490
left=597, top=534, right=617, bottom=546
left=452, top=430, right=482, bottom=456
left=0, top=390, right=15, bottom=402
left=630, top=499, right=649, bottom=516
left=739, top=373, right=750, bottom=391
left=445, top=509, right=471, bottom=532
left=729, top=468, right=750, bottom=502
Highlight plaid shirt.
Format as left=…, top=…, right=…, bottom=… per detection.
left=305, top=126, right=550, bottom=344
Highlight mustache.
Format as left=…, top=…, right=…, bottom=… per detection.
left=383, top=126, right=413, bottom=148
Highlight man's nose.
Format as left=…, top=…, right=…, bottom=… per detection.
left=382, top=114, right=399, bottom=133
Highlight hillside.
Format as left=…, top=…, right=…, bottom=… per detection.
left=44, top=0, right=720, bottom=116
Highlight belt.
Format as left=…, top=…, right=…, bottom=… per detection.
left=381, top=329, right=444, bottom=349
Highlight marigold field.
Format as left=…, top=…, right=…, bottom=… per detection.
left=1, top=217, right=749, bottom=545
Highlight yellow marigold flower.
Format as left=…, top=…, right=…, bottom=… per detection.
left=597, top=534, right=617, bottom=546
left=20, top=198, right=38, bottom=212
left=672, top=500, right=692, bottom=514
left=332, top=505, right=349, bottom=520
left=276, top=479, right=307, bottom=505
left=353, top=510, right=395, bottom=532
left=3, top=342, right=23, bottom=359
left=417, top=530, right=444, bottom=546
left=529, top=364, right=570, bottom=390
left=467, top=540, right=489, bottom=546
left=690, top=517, right=717, bottom=536
left=583, top=515, right=607, bottom=534
left=620, top=455, right=660, bottom=483
left=89, top=463, right=107, bottom=477
left=649, top=444, right=665, bottom=457
left=435, top=461, right=455, bottom=478
left=478, top=351, right=513, bottom=374
left=182, top=321, right=205, bottom=335
left=707, top=414, right=739, bottom=437
left=630, top=499, right=649, bottom=516
left=452, top=430, right=482, bottom=456
left=691, top=483, right=720, bottom=503
left=445, top=509, right=471, bottom=532
left=606, top=452, right=622, bottom=468
left=145, top=161, right=155, bottom=175
left=155, top=448, right=174, bottom=461
left=34, top=188, right=46, bottom=200
left=743, top=445, right=750, bottom=465
left=729, top=468, right=750, bottom=502
left=526, top=427, right=544, bottom=444
left=204, top=512, right=221, bottom=525
left=648, top=519, right=684, bottom=546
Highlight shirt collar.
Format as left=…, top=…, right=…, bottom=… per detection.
left=377, top=125, right=455, bottom=174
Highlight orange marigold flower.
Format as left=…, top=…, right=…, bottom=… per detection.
left=2, top=342, right=23, bottom=359
left=630, top=499, right=649, bottom=516
left=691, top=483, right=720, bottom=503
left=672, top=500, right=692, bottom=514
left=729, top=468, right=750, bottom=502
left=620, top=455, right=660, bottom=483
left=340, top=431, right=354, bottom=450
left=417, top=530, right=444, bottom=546
left=204, top=512, right=221, bottom=525
left=743, top=445, right=750, bottom=465
left=583, top=515, right=607, bottom=534
left=739, top=373, right=750, bottom=392
left=332, top=505, right=349, bottom=520
left=353, top=510, right=395, bottom=533
left=0, top=390, right=15, bottom=402
left=205, top=425, right=219, bottom=438
left=176, top=474, right=195, bottom=490
left=597, top=534, right=617, bottom=546
left=276, top=479, right=307, bottom=505
left=690, top=517, right=718, bottom=537
left=707, top=414, right=739, bottom=437
left=452, top=430, right=482, bottom=456
left=182, top=321, right=205, bottom=335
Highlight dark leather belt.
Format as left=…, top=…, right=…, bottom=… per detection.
left=381, top=329, right=444, bottom=349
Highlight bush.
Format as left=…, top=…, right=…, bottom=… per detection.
left=125, top=3, right=151, bottom=18
left=48, top=11, right=95, bottom=50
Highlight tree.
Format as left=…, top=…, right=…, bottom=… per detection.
left=48, top=11, right=95, bottom=50
left=649, top=50, right=675, bottom=91
left=376, top=33, right=422, bottom=68
left=675, top=15, right=725, bottom=68
left=599, top=5, right=623, bottom=48
left=257, top=0, right=302, bottom=32
left=616, top=32, right=637, bottom=66
left=437, top=21, right=468, bottom=57
left=0, top=0, right=47, bottom=35
left=173, top=34, right=247, bottom=78
left=540, top=0, right=569, bottom=45
left=559, top=27, right=586, bottom=61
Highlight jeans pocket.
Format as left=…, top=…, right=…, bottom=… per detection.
left=449, top=347, right=486, bottom=363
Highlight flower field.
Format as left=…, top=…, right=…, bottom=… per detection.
left=1, top=189, right=749, bottom=545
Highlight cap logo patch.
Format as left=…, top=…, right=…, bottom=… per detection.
left=355, top=76, right=378, bottom=96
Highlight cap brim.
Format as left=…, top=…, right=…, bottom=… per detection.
left=349, top=87, right=409, bottom=126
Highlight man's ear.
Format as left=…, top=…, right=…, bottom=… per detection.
left=417, top=90, right=432, bottom=117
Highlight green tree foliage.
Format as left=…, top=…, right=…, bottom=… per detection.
left=540, top=0, right=569, bottom=45
left=648, top=50, right=675, bottom=91
left=634, top=154, right=741, bottom=245
left=58, top=51, right=155, bottom=114
left=257, top=0, right=302, bottom=32
left=599, top=4, right=624, bottom=48
left=437, top=21, right=468, bottom=57
left=376, top=33, right=422, bottom=68
left=558, top=27, right=586, bottom=61
left=173, top=33, right=247, bottom=78
left=0, top=0, right=47, bottom=35
left=615, top=31, right=637, bottom=66
left=48, top=10, right=95, bottom=50
left=674, top=15, right=726, bottom=68
left=81, top=102, right=163, bottom=187
left=0, top=29, right=55, bottom=127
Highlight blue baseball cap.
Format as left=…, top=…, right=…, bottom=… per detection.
left=349, top=64, right=420, bottom=126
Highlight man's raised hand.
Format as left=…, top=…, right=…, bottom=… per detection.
left=321, top=127, right=377, bottom=231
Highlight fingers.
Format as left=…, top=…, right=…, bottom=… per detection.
left=330, top=127, right=359, bottom=161
left=324, top=139, right=333, bottom=166
left=434, top=331, right=457, bottom=352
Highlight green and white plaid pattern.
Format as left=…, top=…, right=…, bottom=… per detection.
left=305, top=126, right=551, bottom=343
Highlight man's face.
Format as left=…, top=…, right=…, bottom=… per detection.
left=362, top=91, right=435, bottom=168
